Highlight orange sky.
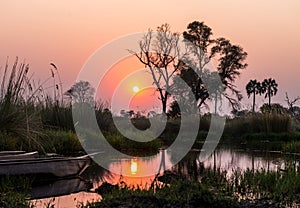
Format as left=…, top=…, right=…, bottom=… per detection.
left=0, top=0, right=300, bottom=111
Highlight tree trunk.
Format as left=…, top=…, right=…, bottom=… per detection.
left=252, top=93, right=256, bottom=112
left=268, top=91, right=271, bottom=107
left=162, top=90, right=170, bottom=114
left=214, top=95, right=218, bottom=115
left=157, top=88, right=168, bottom=114
left=162, top=98, right=167, bottom=114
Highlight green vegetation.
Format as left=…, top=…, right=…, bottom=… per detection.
left=0, top=58, right=43, bottom=151
left=0, top=176, right=33, bottom=208
left=80, top=167, right=300, bottom=207
left=225, top=112, right=291, bottom=136
left=232, top=166, right=300, bottom=207
left=282, top=140, right=300, bottom=153
left=83, top=177, right=236, bottom=208
left=106, top=131, right=161, bottom=155
left=39, top=130, right=83, bottom=155
left=3, top=167, right=300, bottom=207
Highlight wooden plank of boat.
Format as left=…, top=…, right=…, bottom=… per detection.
left=0, top=151, right=38, bottom=160
left=0, top=155, right=92, bottom=178
left=0, top=151, right=25, bottom=156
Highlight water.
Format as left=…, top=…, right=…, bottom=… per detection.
left=31, top=147, right=298, bottom=207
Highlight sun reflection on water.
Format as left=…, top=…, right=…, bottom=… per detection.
left=130, top=159, right=138, bottom=175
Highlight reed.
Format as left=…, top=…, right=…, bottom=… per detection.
left=0, top=58, right=43, bottom=150
left=231, top=165, right=300, bottom=206
left=40, top=96, right=74, bottom=131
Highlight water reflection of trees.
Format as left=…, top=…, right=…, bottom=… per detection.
left=169, top=150, right=204, bottom=181
left=167, top=148, right=300, bottom=180
left=83, top=148, right=300, bottom=189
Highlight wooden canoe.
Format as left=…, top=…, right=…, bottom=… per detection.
left=0, top=154, right=93, bottom=178
left=0, top=151, right=25, bottom=156
left=0, top=151, right=38, bottom=160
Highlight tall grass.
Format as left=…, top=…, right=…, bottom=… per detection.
left=0, top=58, right=43, bottom=150
left=231, top=165, right=300, bottom=206
left=40, top=96, right=74, bottom=131
left=0, top=58, right=89, bottom=153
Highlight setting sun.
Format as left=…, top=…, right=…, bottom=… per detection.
left=132, top=86, right=139, bottom=93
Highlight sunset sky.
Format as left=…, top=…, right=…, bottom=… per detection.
left=1, top=0, right=299, bottom=112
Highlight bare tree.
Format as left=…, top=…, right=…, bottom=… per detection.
left=285, top=92, right=300, bottom=115
left=129, top=24, right=181, bottom=114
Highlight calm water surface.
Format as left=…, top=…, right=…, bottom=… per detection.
left=31, top=147, right=296, bottom=208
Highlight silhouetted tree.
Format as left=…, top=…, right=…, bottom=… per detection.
left=65, top=80, right=95, bottom=104
left=212, top=37, right=247, bottom=109
left=183, top=21, right=215, bottom=74
left=172, top=65, right=209, bottom=110
left=177, top=21, right=247, bottom=111
left=128, top=110, right=135, bottom=118
left=246, top=79, right=262, bottom=112
left=261, top=78, right=278, bottom=107
left=167, top=101, right=181, bottom=118
left=285, top=92, right=300, bottom=116
left=179, top=21, right=215, bottom=109
left=204, top=71, right=223, bottom=114
left=130, top=24, right=181, bottom=114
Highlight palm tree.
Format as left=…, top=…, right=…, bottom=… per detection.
left=246, top=79, right=262, bottom=112
left=261, top=78, right=278, bottom=107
